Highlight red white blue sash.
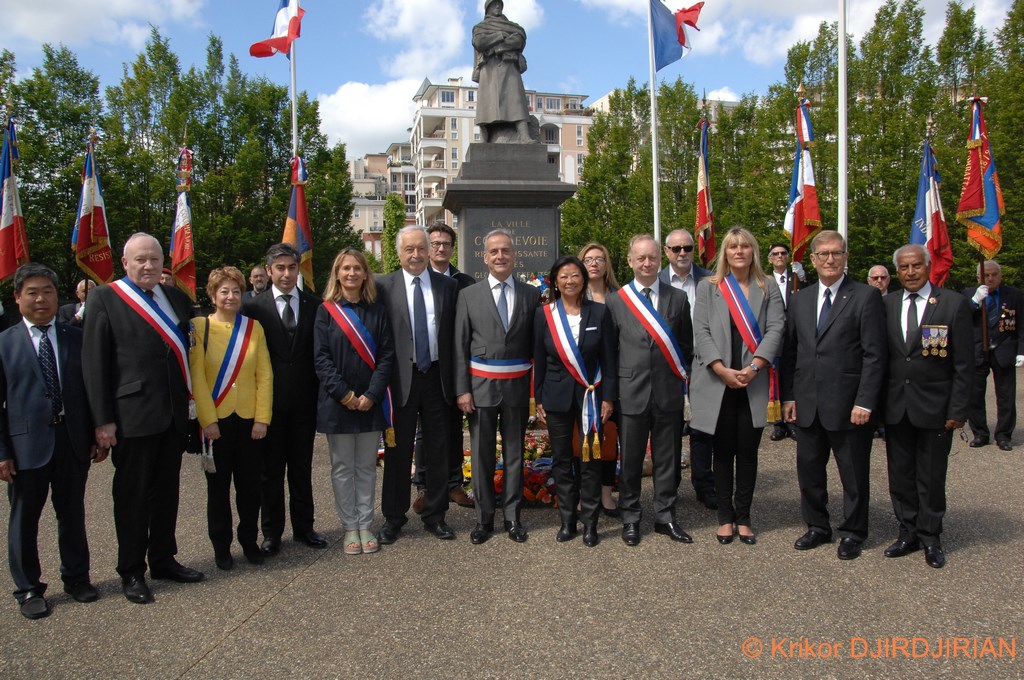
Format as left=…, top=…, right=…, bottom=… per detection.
left=470, top=357, right=532, bottom=380
left=718, top=273, right=781, bottom=419
left=210, top=314, right=254, bottom=407
left=323, top=301, right=394, bottom=442
left=110, top=278, right=191, bottom=396
left=542, top=301, right=602, bottom=448
left=618, top=282, right=687, bottom=380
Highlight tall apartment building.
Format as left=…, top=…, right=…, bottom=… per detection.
left=410, top=77, right=593, bottom=227
left=348, top=142, right=416, bottom=259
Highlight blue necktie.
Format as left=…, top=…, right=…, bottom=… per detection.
left=816, top=288, right=832, bottom=337
left=497, top=281, right=509, bottom=332
left=413, top=276, right=431, bottom=372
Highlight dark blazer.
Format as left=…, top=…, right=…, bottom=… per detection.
left=376, top=269, right=458, bottom=407
left=0, top=322, right=94, bottom=469
left=533, top=300, right=618, bottom=412
left=606, top=281, right=693, bottom=415
left=57, top=302, right=83, bottom=327
left=962, top=284, right=1024, bottom=369
left=781, top=277, right=887, bottom=430
left=454, top=278, right=540, bottom=408
left=242, top=287, right=320, bottom=413
left=313, top=300, right=395, bottom=434
left=83, top=283, right=194, bottom=438
left=884, top=288, right=973, bottom=428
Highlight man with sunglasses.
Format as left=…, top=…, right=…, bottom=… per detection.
left=866, top=266, right=891, bottom=295
left=766, top=242, right=806, bottom=441
left=658, top=230, right=716, bottom=511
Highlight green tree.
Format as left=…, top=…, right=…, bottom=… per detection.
left=381, top=192, right=405, bottom=273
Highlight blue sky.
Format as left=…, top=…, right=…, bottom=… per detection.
left=0, top=0, right=1011, bottom=158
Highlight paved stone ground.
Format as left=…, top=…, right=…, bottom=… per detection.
left=0, top=381, right=1021, bottom=679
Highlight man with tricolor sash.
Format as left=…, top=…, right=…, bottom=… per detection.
left=607, top=234, right=694, bottom=546
left=83, top=233, right=204, bottom=604
left=454, top=229, right=540, bottom=545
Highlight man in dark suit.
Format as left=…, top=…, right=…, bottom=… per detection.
left=766, top=242, right=806, bottom=441
left=658, top=228, right=715, bottom=510
left=883, top=245, right=972, bottom=569
left=781, top=230, right=887, bottom=561
left=608, top=234, right=694, bottom=546
left=242, top=265, right=268, bottom=302
left=409, top=220, right=477, bottom=513
left=57, top=279, right=94, bottom=328
left=376, top=226, right=458, bottom=543
left=962, top=260, right=1023, bottom=451
left=0, top=264, right=104, bottom=619
left=242, top=243, right=326, bottom=554
left=84, top=232, right=205, bottom=604
left=455, top=229, right=539, bottom=544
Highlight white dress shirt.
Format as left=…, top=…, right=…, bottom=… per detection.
left=634, top=280, right=659, bottom=310
left=23, top=316, right=61, bottom=382
left=272, top=284, right=299, bottom=323
left=900, top=282, right=932, bottom=338
left=403, top=269, right=438, bottom=361
left=816, top=275, right=845, bottom=320
left=773, top=270, right=789, bottom=307
left=488, top=274, right=516, bottom=328
left=668, top=268, right=695, bottom=318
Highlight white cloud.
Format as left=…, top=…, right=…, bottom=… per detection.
left=318, top=78, right=421, bottom=158
left=364, top=0, right=468, bottom=79
left=707, top=86, right=739, bottom=102
left=0, top=0, right=203, bottom=48
left=491, top=0, right=545, bottom=31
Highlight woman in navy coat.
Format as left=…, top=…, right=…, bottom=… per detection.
left=533, top=255, right=617, bottom=547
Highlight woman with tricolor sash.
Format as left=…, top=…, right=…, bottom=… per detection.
left=690, top=228, right=784, bottom=546
left=189, top=266, right=273, bottom=570
left=313, top=249, right=395, bottom=555
left=533, top=255, right=617, bottom=547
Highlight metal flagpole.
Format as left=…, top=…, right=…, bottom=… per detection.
left=647, top=0, right=662, bottom=245
left=837, top=0, right=848, bottom=244
left=290, top=33, right=299, bottom=157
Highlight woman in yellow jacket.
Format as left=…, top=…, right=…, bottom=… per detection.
left=190, top=266, right=273, bottom=570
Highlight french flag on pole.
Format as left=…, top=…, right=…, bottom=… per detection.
left=910, top=139, right=953, bottom=287
left=250, top=0, right=305, bottom=58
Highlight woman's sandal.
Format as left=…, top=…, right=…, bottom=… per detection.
left=360, top=529, right=379, bottom=554
left=343, top=530, right=362, bottom=555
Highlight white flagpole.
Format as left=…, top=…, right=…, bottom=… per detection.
left=837, top=0, right=848, bottom=244
left=647, top=1, right=662, bottom=245
left=290, top=32, right=299, bottom=157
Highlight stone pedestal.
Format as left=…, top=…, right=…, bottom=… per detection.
left=443, top=143, right=576, bottom=281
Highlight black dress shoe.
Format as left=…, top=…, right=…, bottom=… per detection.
left=121, top=574, right=154, bottom=604
left=64, top=581, right=99, bottom=603
left=377, top=522, right=402, bottom=545
left=242, top=545, right=265, bottom=565
left=794, top=529, right=833, bottom=550
left=424, top=520, right=456, bottom=540
left=601, top=505, right=620, bottom=518
left=770, top=425, right=788, bottom=441
left=19, top=593, right=51, bottom=619
left=151, top=561, right=206, bottom=583
left=969, top=436, right=990, bottom=448
left=582, top=524, right=599, bottom=547
left=504, top=520, right=528, bottom=543
left=260, top=537, right=281, bottom=556
left=837, top=537, right=863, bottom=560
left=997, top=440, right=1013, bottom=451
left=622, top=523, right=640, bottom=546
left=924, top=544, right=946, bottom=568
left=555, top=522, right=578, bottom=542
left=883, top=538, right=921, bottom=558
left=294, top=531, right=328, bottom=548
left=470, top=523, right=494, bottom=545
left=654, top=522, right=693, bottom=543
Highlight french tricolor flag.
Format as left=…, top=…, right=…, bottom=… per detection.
left=250, top=0, right=305, bottom=58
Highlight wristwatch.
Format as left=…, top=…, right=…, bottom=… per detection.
left=748, top=362, right=760, bottom=373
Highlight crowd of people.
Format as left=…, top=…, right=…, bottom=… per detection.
left=0, top=223, right=1020, bottom=620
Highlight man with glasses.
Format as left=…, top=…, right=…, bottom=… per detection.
left=781, top=231, right=886, bottom=561
left=866, top=266, right=891, bottom=296
left=767, top=242, right=806, bottom=441
left=658, top=229, right=716, bottom=511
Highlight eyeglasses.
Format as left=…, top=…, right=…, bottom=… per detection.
left=812, top=250, right=846, bottom=260
left=769, top=251, right=789, bottom=257
left=429, top=241, right=452, bottom=250
left=667, top=245, right=694, bottom=254
left=582, top=256, right=606, bottom=265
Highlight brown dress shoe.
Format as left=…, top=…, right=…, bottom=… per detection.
left=412, top=490, right=427, bottom=515
left=449, top=486, right=475, bottom=508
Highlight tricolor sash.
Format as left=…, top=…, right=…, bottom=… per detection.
left=323, top=301, right=395, bottom=446
left=617, top=282, right=687, bottom=380
left=110, top=278, right=192, bottom=397
left=210, top=314, right=255, bottom=407
left=542, top=301, right=603, bottom=461
left=718, top=273, right=781, bottom=421
left=469, top=357, right=532, bottom=380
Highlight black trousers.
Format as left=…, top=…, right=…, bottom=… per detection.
left=261, top=405, right=317, bottom=540
left=205, top=414, right=263, bottom=551
left=885, top=415, right=951, bottom=547
left=969, top=356, right=1016, bottom=443
left=382, top=364, right=450, bottom=526
left=413, top=403, right=467, bottom=491
left=711, top=389, right=762, bottom=526
left=689, top=428, right=716, bottom=498
left=469, top=402, right=527, bottom=525
left=547, top=409, right=602, bottom=525
left=7, top=424, right=90, bottom=601
left=111, top=425, right=185, bottom=576
left=795, top=415, right=873, bottom=542
left=618, top=404, right=683, bottom=525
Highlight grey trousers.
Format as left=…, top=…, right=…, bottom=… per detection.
left=327, top=432, right=380, bottom=531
